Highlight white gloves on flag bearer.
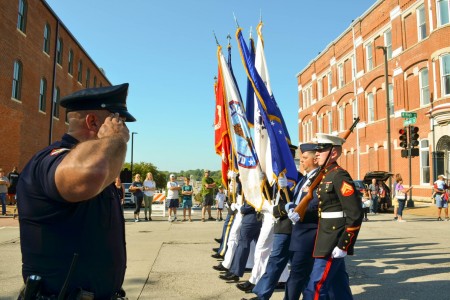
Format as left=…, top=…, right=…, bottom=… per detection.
left=284, top=203, right=300, bottom=224
left=331, top=246, right=347, bottom=258
left=227, top=170, right=237, bottom=180
left=278, top=174, right=288, bottom=189
left=230, top=203, right=241, bottom=212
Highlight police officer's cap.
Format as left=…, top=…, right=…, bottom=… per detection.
left=299, top=143, right=318, bottom=153
left=314, top=133, right=345, bottom=150
left=60, top=83, right=136, bottom=122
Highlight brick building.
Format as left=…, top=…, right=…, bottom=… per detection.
left=0, top=0, right=110, bottom=172
left=297, top=0, right=450, bottom=201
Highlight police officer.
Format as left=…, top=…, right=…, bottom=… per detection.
left=303, top=133, right=363, bottom=300
left=17, top=83, right=135, bottom=299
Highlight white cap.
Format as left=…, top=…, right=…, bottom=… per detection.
left=170, top=174, right=175, bottom=178
left=314, top=133, right=345, bottom=147
left=438, top=174, right=447, bottom=179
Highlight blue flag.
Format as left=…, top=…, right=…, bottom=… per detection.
left=236, top=27, right=298, bottom=187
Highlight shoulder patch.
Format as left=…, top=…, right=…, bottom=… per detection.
left=50, top=148, right=71, bottom=156
left=340, top=181, right=354, bottom=196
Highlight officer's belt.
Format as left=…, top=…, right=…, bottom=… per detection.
left=320, top=211, right=346, bottom=218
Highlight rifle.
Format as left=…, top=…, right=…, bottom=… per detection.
left=294, top=117, right=360, bottom=220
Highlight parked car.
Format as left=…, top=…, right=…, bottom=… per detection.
left=123, top=183, right=135, bottom=207
left=363, top=171, right=394, bottom=209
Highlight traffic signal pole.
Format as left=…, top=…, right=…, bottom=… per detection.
left=407, top=125, right=415, bottom=208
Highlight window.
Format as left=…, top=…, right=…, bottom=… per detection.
left=17, top=0, right=27, bottom=33
left=39, top=78, right=47, bottom=112
left=441, top=54, right=450, bottom=96
left=420, top=140, right=430, bottom=184
left=318, top=78, right=323, bottom=100
left=327, top=111, right=333, bottom=133
left=419, top=68, right=430, bottom=105
left=352, top=99, right=358, bottom=120
left=327, top=71, right=332, bottom=94
left=367, top=93, right=374, bottom=122
left=388, top=84, right=394, bottom=115
left=317, top=115, right=323, bottom=133
left=366, top=43, right=373, bottom=71
left=77, top=60, right=83, bottom=82
left=53, top=87, right=60, bottom=118
left=93, top=76, right=97, bottom=87
left=417, top=4, right=427, bottom=40
left=12, top=60, right=22, bottom=100
left=338, top=105, right=345, bottom=132
left=56, top=38, right=63, bottom=65
left=384, top=29, right=392, bottom=59
left=43, top=24, right=51, bottom=54
left=437, top=0, right=449, bottom=26
left=68, top=49, right=74, bottom=75
left=338, top=63, right=344, bottom=88
left=351, top=55, right=355, bottom=80
left=86, top=68, right=91, bottom=88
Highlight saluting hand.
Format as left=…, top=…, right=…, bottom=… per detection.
left=98, top=113, right=130, bottom=143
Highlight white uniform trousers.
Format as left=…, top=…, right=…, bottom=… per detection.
left=222, top=211, right=243, bottom=269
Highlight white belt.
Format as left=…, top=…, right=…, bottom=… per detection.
left=320, top=211, right=346, bottom=218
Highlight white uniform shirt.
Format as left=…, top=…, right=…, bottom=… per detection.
left=167, top=181, right=179, bottom=199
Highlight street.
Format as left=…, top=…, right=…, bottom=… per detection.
left=0, top=204, right=449, bottom=299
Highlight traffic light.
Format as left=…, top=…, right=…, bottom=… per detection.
left=399, top=128, right=408, bottom=149
left=410, top=126, right=419, bottom=147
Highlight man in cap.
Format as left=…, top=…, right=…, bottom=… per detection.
left=17, top=83, right=134, bottom=299
left=434, top=174, right=448, bottom=221
left=167, top=174, right=181, bottom=222
left=201, top=169, right=216, bottom=222
left=303, top=133, right=363, bottom=300
left=284, top=142, right=320, bottom=299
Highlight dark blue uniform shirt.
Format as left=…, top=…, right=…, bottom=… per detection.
left=17, top=134, right=126, bottom=299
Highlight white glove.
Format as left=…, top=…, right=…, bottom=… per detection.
left=230, top=203, right=237, bottom=211
left=331, top=246, right=347, bottom=258
left=268, top=204, right=275, bottom=215
left=227, top=170, right=237, bottom=180
left=278, top=174, right=288, bottom=189
left=287, top=208, right=300, bottom=223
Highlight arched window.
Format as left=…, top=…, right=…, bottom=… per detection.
left=367, top=93, right=374, bottom=122
left=53, top=87, right=60, bottom=118
left=39, top=78, right=47, bottom=112
left=77, top=60, right=83, bottom=82
left=85, top=68, right=90, bottom=88
left=43, top=23, right=51, bottom=54
left=17, top=0, right=27, bottom=33
left=68, top=49, right=74, bottom=75
left=12, top=60, right=23, bottom=100
left=56, top=38, right=63, bottom=65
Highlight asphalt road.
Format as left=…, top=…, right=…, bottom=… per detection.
left=0, top=204, right=449, bottom=300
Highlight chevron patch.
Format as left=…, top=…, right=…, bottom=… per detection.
left=340, top=181, right=354, bottom=196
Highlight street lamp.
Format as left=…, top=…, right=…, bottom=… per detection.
left=376, top=46, right=393, bottom=193
left=131, top=132, right=138, bottom=177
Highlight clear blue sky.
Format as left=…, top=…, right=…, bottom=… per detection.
left=46, top=0, right=376, bottom=173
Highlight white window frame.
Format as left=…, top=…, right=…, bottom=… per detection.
left=420, top=139, right=430, bottom=185
left=327, top=71, right=332, bottom=94
left=351, top=55, right=355, bottom=80
left=338, top=63, right=344, bottom=88
left=366, top=42, right=373, bottom=71
left=338, top=105, right=345, bottom=132
left=12, top=60, right=22, bottom=100
left=317, top=115, right=323, bottom=133
left=327, top=111, right=333, bottom=134
left=318, top=77, right=323, bottom=100
left=367, top=93, right=374, bottom=123
left=39, top=78, right=47, bottom=112
left=352, top=99, right=358, bottom=120
left=388, top=84, right=395, bottom=115
left=384, top=29, right=392, bottom=59
left=437, top=0, right=450, bottom=27
left=417, top=4, right=427, bottom=41
left=441, top=54, right=450, bottom=96
left=419, top=68, right=430, bottom=105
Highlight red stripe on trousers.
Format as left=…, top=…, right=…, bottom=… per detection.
left=314, top=257, right=333, bottom=300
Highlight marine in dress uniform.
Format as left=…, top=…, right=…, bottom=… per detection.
left=303, top=133, right=363, bottom=300
left=17, top=84, right=135, bottom=299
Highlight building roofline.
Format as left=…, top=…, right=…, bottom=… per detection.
left=295, top=0, right=382, bottom=78
left=42, top=0, right=112, bottom=86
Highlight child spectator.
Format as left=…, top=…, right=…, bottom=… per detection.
left=215, top=186, right=226, bottom=221
left=361, top=189, right=371, bottom=221
left=181, top=177, right=194, bottom=222
left=434, top=174, right=449, bottom=221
